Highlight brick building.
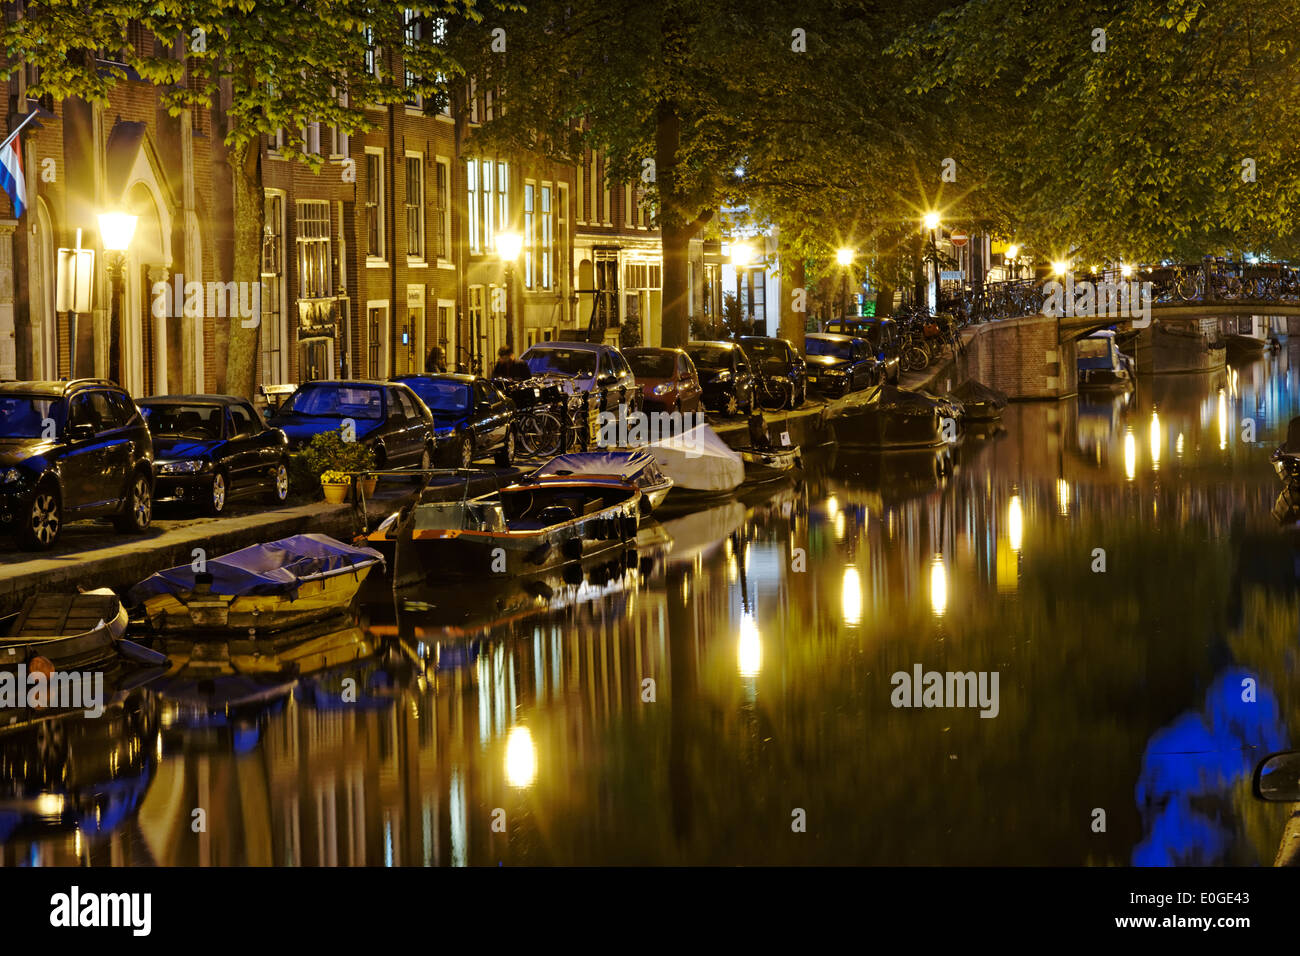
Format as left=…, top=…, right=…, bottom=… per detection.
left=0, top=21, right=765, bottom=395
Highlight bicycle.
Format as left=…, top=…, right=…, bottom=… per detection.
left=753, top=367, right=796, bottom=411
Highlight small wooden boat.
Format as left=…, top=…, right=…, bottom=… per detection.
left=531, top=450, right=673, bottom=514
left=734, top=414, right=802, bottom=482
left=392, top=476, right=641, bottom=586
left=0, top=590, right=129, bottom=670
left=128, top=534, right=384, bottom=634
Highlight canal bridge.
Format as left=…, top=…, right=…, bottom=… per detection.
left=953, top=265, right=1300, bottom=399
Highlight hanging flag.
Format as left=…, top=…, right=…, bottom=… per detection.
left=0, top=134, right=26, bottom=219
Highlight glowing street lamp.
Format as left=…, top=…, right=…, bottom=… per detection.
left=731, top=240, right=756, bottom=326
left=1051, top=259, right=1071, bottom=276
left=836, top=246, right=855, bottom=316
left=1119, top=263, right=1134, bottom=278
left=495, top=230, right=523, bottom=352
left=921, top=212, right=941, bottom=313
left=836, top=246, right=854, bottom=267
left=98, top=210, right=138, bottom=385
left=922, top=211, right=941, bottom=231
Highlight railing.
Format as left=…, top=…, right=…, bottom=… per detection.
left=962, top=261, right=1300, bottom=323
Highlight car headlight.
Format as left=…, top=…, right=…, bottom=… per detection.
left=2, top=467, right=21, bottom=484
left=652, top=383, right=675, bottom=395
left=824, top=368, right=846, bottom=376
left=158, top=460, right=208, bottom=475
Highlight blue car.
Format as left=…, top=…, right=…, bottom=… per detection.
left=265, top=380, right=435, bottom=470
left=392, top=373, right=516, bottom=467
left=139, top=395, right=290, bottom=515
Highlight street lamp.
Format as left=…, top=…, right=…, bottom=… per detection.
left=495, top=230, right=523, bottom=353
left=836, top=247, right=854, bottom=318
left=1051, top=259, right=1071, bottom=277
left=98, top=210, right=138, bottom=385
left=922, top=212, right=940, bottom=313
left=731, top=240, right=755, bottom=329
left=1005, top=244, right=1020, bottom=280
left=1119, top=262, right=1134, bottom=278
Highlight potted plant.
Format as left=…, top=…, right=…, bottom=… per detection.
left=358, top=473, right=378, bottom=498
left=302, top=429, right=378, bottom=502
left=320, top=470, right=352, bottom=504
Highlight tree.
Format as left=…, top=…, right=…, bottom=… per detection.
left=448, top=0, right=965, bottom=348
left=899, top=0, right=1300, bottom=262
left=4, top=0, right=489, bottom=396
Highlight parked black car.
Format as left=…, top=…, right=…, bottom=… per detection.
left=739, top=335, right=808, bottom=408
left=822, top=317, right=902, bottom=384
left=392, top=373, right=516, bottom=467
left=685, top=341, right=756, bottom=416
left=0, top=379, right=154, bottom=550
left=804, top=333, right=882, bottom=397
left=266, top=380, right=435, bottom=469
left=138, top=395, right=291, bottom=515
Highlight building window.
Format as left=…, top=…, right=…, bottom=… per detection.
left=468, top=285, right=485, bottom=369
left=557, top=183, right=569, bottom=296
left=403, top=9, right=421, bottom=106
left=523, top=183, right=535, bottom=289
left=364, top=27, right=379, bottom=78
left=576, top=161, right=586, bottom=223
left=496, top=161, right=508, bottom=240
left=468, top=76, right=479, bottom=123
left=480, top=159, right=494, bottom=253
left=589, top=153, right=598, bottom=225
left=541, top=184, right=553, bottom=290
left=601, top=158, right=611, bottom=225
left=367, top=305, right=388, bottom=378
left=366, top=149, right=385, bottom=260
left=624, top=184, right=634, bottom=228
left=433, top=159, right=450, bottom=261
left=261, top=192, right=286, bottom=384
left=467, top=159, right=480, bottom=254
left=296, top=200, right=331, bottom=299
left=329, top=90, right=350, bottom=157
left=430, top=18, right=451, bottom=116
left=406, top=154, right=424, bottom=261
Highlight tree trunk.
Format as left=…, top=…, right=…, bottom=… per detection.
left=226, top=138, right=262, bottom=399
left=656, top=100, right=693, bottom=349
left=875, top=250, right=896, bottom=316
left=780, top=249, right=807, bottom=351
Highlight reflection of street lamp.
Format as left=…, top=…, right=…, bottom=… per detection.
left=731, top=240, right=754, bottom=327
left=98, top=211, right=138, bottom=385
left=495, top=230, right=523, bottom=352
left=836, top=246, right=854, bottom=318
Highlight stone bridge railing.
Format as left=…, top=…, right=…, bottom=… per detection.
left=960, top=262, right=1300, bottom=324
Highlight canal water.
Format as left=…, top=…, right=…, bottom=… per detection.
left=5, top=348, right=1300, bottom=866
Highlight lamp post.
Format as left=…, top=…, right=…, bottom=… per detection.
left=731, top=240, right=754, bottom=332
left=836, top=246, right=854, bottom=318
left=98, top=211, right=138, bottom=385
left=1005, top=243, right=1020, bottom=281
left=922, top=211, right=940, bottom=314
left=495, top=230, right=523, bottom=354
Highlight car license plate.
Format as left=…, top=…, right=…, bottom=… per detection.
left=808, top=375, right=818, bottom=382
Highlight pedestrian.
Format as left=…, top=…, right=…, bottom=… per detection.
left=491, top=345, right=525, bottom=380
left=425, top=345, right=446, bottom=374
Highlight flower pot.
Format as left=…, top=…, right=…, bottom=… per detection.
left=359, top=477, right=378, bottom=498
left=322, top=482, right=350, bottom=504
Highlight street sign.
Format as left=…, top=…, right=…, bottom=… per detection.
left=939, top=270, right=965, bottom=281
left=950, top=233, right=969, bottom=247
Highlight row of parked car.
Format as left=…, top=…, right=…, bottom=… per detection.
left=0, top=318, right=905, bottom=550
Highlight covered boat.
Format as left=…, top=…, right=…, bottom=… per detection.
left=129, top=534, right=384, bottom=633
left=948, top=379, right=1008, bottom=422
left=393, top=475, right=641, bottom=585
left=1077, top=329, right=1135, bottom=390
left=644, top=422, right=744, bottom=494
left=831, top=384, right=959, bottom=448
left=530, top=450, right=673, bottom=513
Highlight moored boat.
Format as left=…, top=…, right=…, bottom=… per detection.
left=1271, top=416, right=1300, bottom=488
left=392, top=475, right=641, bottom=586
left=530, top=450, right=673, bottom=513
left=644, top=422, right=744, bottom=496
left=128, top=534, right=384, bottom=634
left=830, top=383, right=959, bottom=449
left=0, top=590, right=129, bottom=671
left=948, top=379, right=1008, bottom=422
left=1077, top=329, right=1136, bottom=390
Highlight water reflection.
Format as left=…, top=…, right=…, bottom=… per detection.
left=7, top=348, right=1300, bottom=865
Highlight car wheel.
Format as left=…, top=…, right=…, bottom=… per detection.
left=724, top=393, right=739, bottom=417
left=207, top=469, right=228, bottom=516
left=113, top=471, right=152, bottom=534
left=458, top=433, right=475, bottom=468
left=19, top=481, right=61, bottom=551
left=494, top=430, right=515, bottom=467
left=264, top=461, right=290, bottom=504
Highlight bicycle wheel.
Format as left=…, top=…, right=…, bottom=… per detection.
left=902, top=345, right=928, bottom=373
left=517, top=409, right=564, bottom=458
